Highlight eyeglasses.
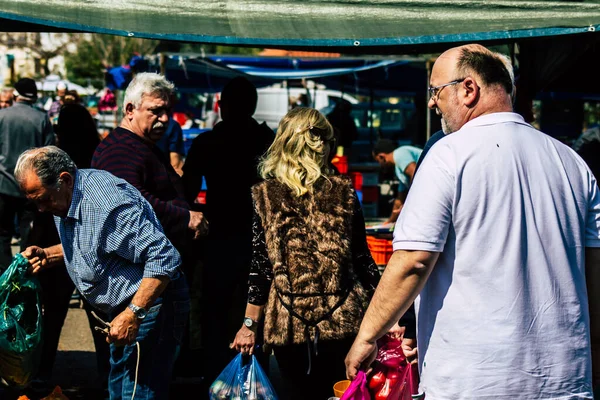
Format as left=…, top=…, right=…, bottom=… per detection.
left=428, top=78, right=465, bottom=100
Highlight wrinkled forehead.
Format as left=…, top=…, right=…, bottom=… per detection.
left=141, top=92, right=170, bottom=105
left=20, top=172, right=45, bottom=196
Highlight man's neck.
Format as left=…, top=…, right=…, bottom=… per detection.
left=385, top=153, right=395, bottom=165
left=119, top=120, right=155, bottom=145
left=463, top=91, right=513, bottom=126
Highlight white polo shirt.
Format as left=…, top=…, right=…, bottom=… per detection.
left=393, top=112, right=600, bottom=399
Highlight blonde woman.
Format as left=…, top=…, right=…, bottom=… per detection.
left=232, top=107, right=380, bottom=399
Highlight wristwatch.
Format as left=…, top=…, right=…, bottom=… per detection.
left=243, top=317, right=257, bottom=330
left=128, top=303, right=148, bottom=320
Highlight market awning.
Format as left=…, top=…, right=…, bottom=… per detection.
left=1, top=0, right=599, bottom=53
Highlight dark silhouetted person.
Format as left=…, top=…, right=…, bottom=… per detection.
left=327, top=99, right=358, bottom=156
left=182, top=76, right=274, bottom=385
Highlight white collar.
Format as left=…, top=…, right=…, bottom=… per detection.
left=460, top=112, right=528, bottom=131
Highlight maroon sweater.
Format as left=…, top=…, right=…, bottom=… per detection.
left=91, top=127, right=190, bottom=249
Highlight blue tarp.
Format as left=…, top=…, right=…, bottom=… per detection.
left=158, top=54, right=426, bottom=96
left=209, top=57, right=404, bottom=79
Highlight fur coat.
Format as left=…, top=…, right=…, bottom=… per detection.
left=252, top=175, right=374, bottom=346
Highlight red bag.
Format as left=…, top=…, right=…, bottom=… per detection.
left=340, top=370, right=372, bottom=400
left=367, top=334, right=420, bottom=400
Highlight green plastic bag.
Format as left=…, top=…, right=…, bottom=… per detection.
left=0, top=253, right=43, bottom=386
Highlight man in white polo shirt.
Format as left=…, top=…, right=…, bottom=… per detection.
left=345, top=44, right=600, bottom=399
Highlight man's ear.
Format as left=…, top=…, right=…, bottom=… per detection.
left=59, top=172, right=74, bottom=189
left=462, top=77, right=479, bottom=107
left=124, top=102, right=135, bottom=118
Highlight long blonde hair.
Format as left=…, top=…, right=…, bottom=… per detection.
left=259, top=107, right=335, bottom=196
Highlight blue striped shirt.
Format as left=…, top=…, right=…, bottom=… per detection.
left=54, top=169, right=181, bottom=314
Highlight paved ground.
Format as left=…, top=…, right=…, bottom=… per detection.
left=1, top=246, right=287, bottom=400
left=1, top=304, right=288, bottom=400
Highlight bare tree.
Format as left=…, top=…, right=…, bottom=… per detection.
left=0, top=32, right=75, bottom=77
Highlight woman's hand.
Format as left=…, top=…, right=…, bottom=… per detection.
left=402, top=338, right=418, bottom=365
left=231, top=325, right=256, bottom=355
left=387, top=322, right=405, bottom=341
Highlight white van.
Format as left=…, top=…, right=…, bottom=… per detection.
left=253, top=86, right=359, bottom=130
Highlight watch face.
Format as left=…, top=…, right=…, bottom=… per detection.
left=129, top=304, right=147, bottom=319
left=244, top=318, right=253, bottom=328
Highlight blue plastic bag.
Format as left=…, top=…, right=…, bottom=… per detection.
left=209, top=353, right=278, bottom=400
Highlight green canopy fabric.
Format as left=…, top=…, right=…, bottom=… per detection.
left=1, top=0, right=600, bottom=52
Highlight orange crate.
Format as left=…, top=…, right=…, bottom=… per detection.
left=367, top=236, right=393, bottom=266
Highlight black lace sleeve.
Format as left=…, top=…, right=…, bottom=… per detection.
left=248, top=208, right=273, bottom=305
left=351, top=192, right=381, bottom=294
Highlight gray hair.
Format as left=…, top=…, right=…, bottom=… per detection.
left=1, top=87, right=14, bottom=97
left=496, top=53, right=515, bottom=86
left=14, top=146, right=77, bottom=189
left=122, top=72, right=175, bottom=113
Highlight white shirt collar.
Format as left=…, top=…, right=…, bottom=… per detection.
left=460, top=112, right=528, bottom=131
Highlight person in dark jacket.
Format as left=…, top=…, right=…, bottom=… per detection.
left=0, top=78, right=54, bottom=271
left=92, top=73, right=208, bottom=251
left=326, top=99, right=358, bottom=156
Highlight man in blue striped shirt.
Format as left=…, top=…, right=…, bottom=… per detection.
left=16, top=146, right=189, bottom=400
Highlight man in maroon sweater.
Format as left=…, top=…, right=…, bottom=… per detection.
left=92, top=73, right=207, bottom=248
left=91, top=73, right=208, bottom=382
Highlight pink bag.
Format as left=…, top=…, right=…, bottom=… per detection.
left=340, top=370, right=372, bottom=400
left=388, top=362, right=419, bottom=400
left=368, top=333, right=421, bottom=400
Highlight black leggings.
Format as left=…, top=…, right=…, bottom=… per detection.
left=273, top=337, right=354, bottom=400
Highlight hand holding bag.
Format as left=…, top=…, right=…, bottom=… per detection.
left=209, top=353, right=278, bottom=400
left=340, top=370, right=372, bottom=400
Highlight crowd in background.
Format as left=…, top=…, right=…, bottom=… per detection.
left=1, top=42, right=600, bottom=400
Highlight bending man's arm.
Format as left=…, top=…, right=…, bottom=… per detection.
left=103, top=200, right=182, bottom=346
left=22, top=244, right=64, bottom=274
left=345, top=249, right=439, bottom=379
left=108, top=275, right=171, bottom=346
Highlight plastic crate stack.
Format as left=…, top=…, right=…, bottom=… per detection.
left=367, top=236, right=394, bottom=274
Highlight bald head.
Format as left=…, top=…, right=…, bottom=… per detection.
left=429, top=44, right=515, bottom=133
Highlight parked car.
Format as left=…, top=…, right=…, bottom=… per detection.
left=252, top=86, right=359, bottom=130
